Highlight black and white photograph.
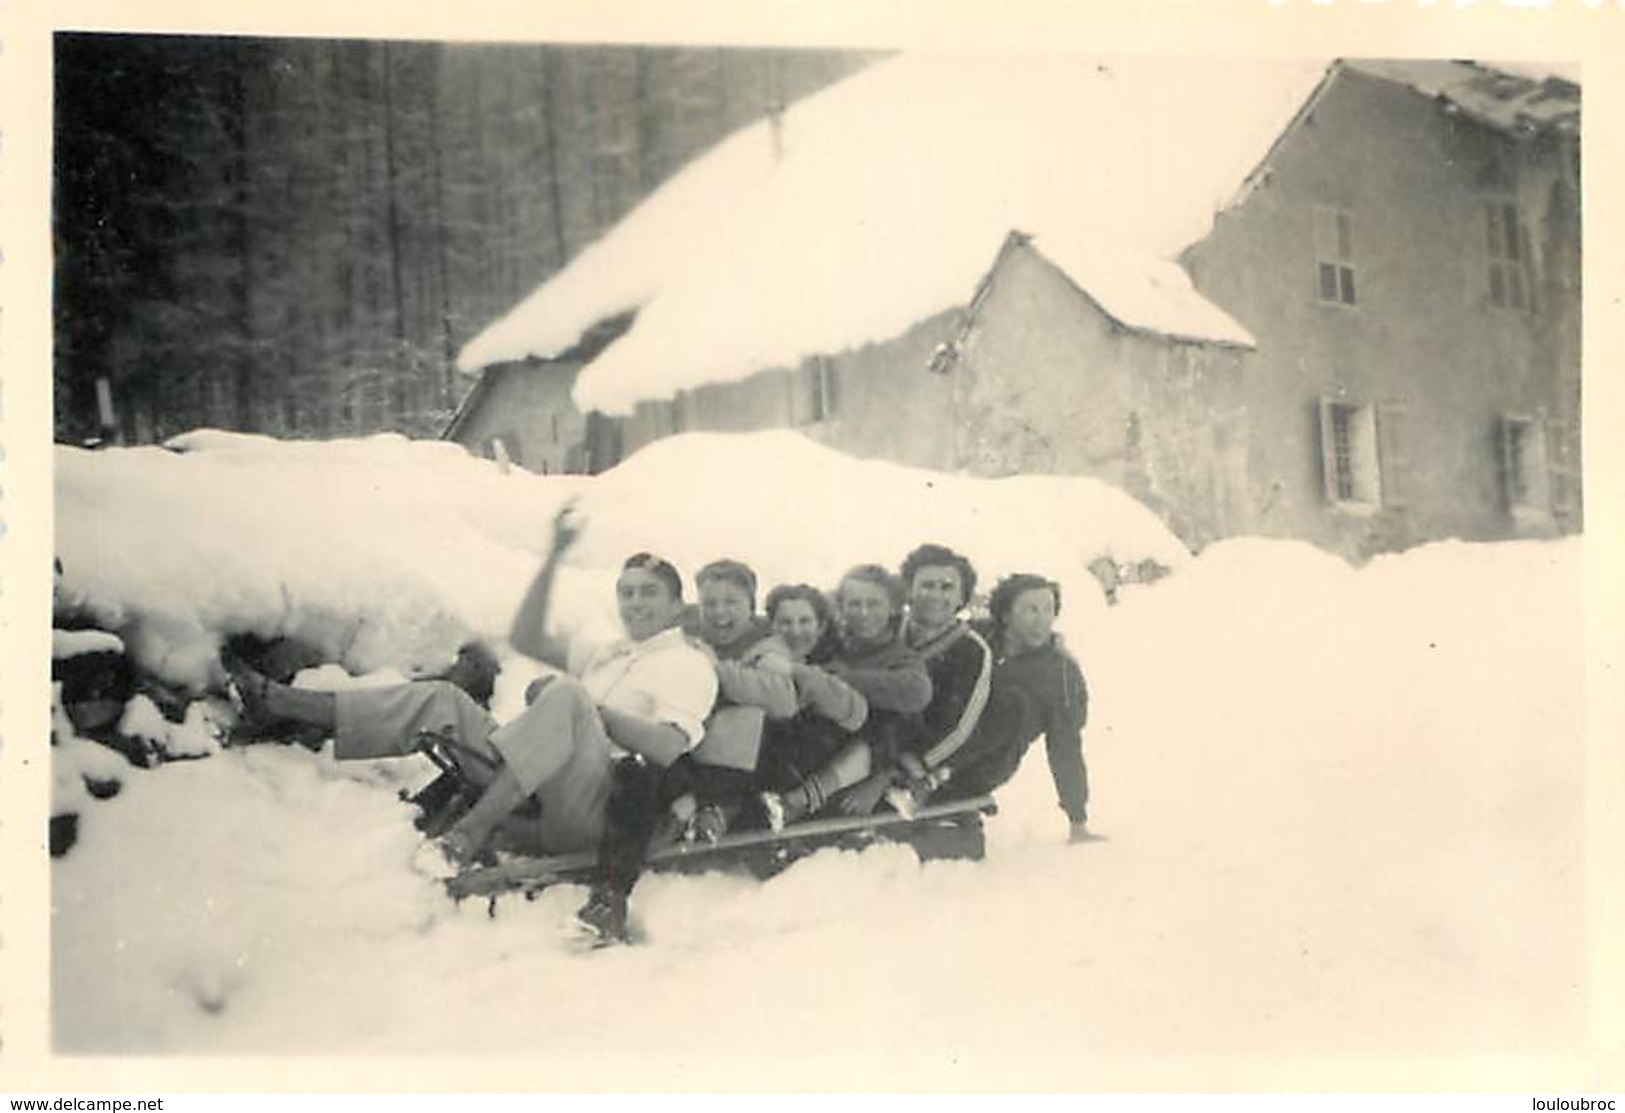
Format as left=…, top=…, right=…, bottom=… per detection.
left=5, top=0, right=1623, bottom=1096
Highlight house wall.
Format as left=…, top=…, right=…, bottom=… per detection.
left=953, top=241, right=1250, bottom=547
left=613, top=309, right=964, bottom=471
left=608, top=242, right=1247, bottom=550
left=477, top=65, right=1579, bottom=563
left=448, top=360, right=589, bottom=474
left=1184, top=66, right=1582, bottom=558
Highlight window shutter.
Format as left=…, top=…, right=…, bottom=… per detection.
left=1319, top=264, right=1340, bottom=301
left=1317, top=396, right=1339, bottom=504
left=822, top=358, right=839, bottom=419
left=1376, top=402, right=1409, bottom=508
left=1496, top=415, right=1517, bottom=510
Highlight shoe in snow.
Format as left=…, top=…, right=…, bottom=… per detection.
left=569, top=887, right=630, bottom=948
left=1068, top=821, right=1105, bottom=844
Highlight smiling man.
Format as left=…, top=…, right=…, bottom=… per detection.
left=227, top=504, right=718, bottom=895
left=847, top=542, right=997, bottom=814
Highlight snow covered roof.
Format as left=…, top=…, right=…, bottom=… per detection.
left=461, top=54, right=1580, bottom=413
left=455, top=52, right=1331, bottom=412
left=1345, top=59, right=1581, bottom=137
left=1027, top=232, right=1255, bottom=348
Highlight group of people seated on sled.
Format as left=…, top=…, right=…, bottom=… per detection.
left=224, top=503, right=1091, bottom=944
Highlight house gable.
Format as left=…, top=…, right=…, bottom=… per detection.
left=442, top=310, right=635, bottom=473
left=1185, top=61, right=1580, bottom=556
left=956, top=238, right=1250, bottom=547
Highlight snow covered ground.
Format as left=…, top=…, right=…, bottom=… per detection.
left=46, top=431, right=1607, bottom=1088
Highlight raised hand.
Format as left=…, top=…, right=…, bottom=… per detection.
left=550, top=498, right=586, bottom=555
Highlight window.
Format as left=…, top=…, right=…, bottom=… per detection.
left=796, top=357, right=839, bottom=424
left=1485, top=202, right=1530, bottom=310
left=1314, top=207, right=1357, bottom=306
left=1318, top=397, right=1407, bottom=510
left=1499, top=415, right=1550, bottom=514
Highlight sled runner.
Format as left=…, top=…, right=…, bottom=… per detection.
left=444, top=793, right=998, bottom=902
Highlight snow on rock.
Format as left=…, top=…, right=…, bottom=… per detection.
left=116, top=693, right=227, bottom=760
left=457, top=53, right=1329, bottom=413
left=52, top=628, right=126, bottom=659
left=51, top=680, right=132, bottom=812
left=118, top=694, right=183, bottom=749
left=49, top=421, right=1589, bottom=1072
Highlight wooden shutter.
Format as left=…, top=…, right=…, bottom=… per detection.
left=1376, top=402, right=1409, bottom=508
left=1317, top=396, right=1339, bottom=504
left=1497, top=415, right=1522, bottom=510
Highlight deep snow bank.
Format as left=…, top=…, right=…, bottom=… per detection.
left=49, top=424, right=1589, bottom=1073
left=53, top=429, right=1186, bottom=698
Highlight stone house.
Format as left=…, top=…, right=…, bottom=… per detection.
left=445, top=58, right=1580, bottom=559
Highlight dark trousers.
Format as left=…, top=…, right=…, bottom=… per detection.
left=594, top=756, right=754, bottom=896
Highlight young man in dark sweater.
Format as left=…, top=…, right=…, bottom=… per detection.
left=839, top=543, right=999, bottom=817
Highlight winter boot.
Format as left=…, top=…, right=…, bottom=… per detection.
left=571, top=885, right=631, bottom=947
left=1068, top=819, right=1103, bottom=844
left=408, top=770, right=478, bottom=837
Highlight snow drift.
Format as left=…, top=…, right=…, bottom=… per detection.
left=54, top=429, right=1186, bottom=697
left=49, top=430, right=1591, bottom=1085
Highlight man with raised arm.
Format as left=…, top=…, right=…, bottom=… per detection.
left=225, top=503, right=717, bottom=881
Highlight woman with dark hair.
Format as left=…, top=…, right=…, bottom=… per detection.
left=838, top=542, right=997, bottom=818
left=938, top=573, right=1092, bottom=841
left=764, top=582, right=842, bottom=665
left=758, top=565, right=933, bottom=828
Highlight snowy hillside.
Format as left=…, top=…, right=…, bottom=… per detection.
left=48, top=431, right=1595, bottom=1087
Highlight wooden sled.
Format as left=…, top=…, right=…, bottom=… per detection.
left=446, top=794, right=998, bottom=902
